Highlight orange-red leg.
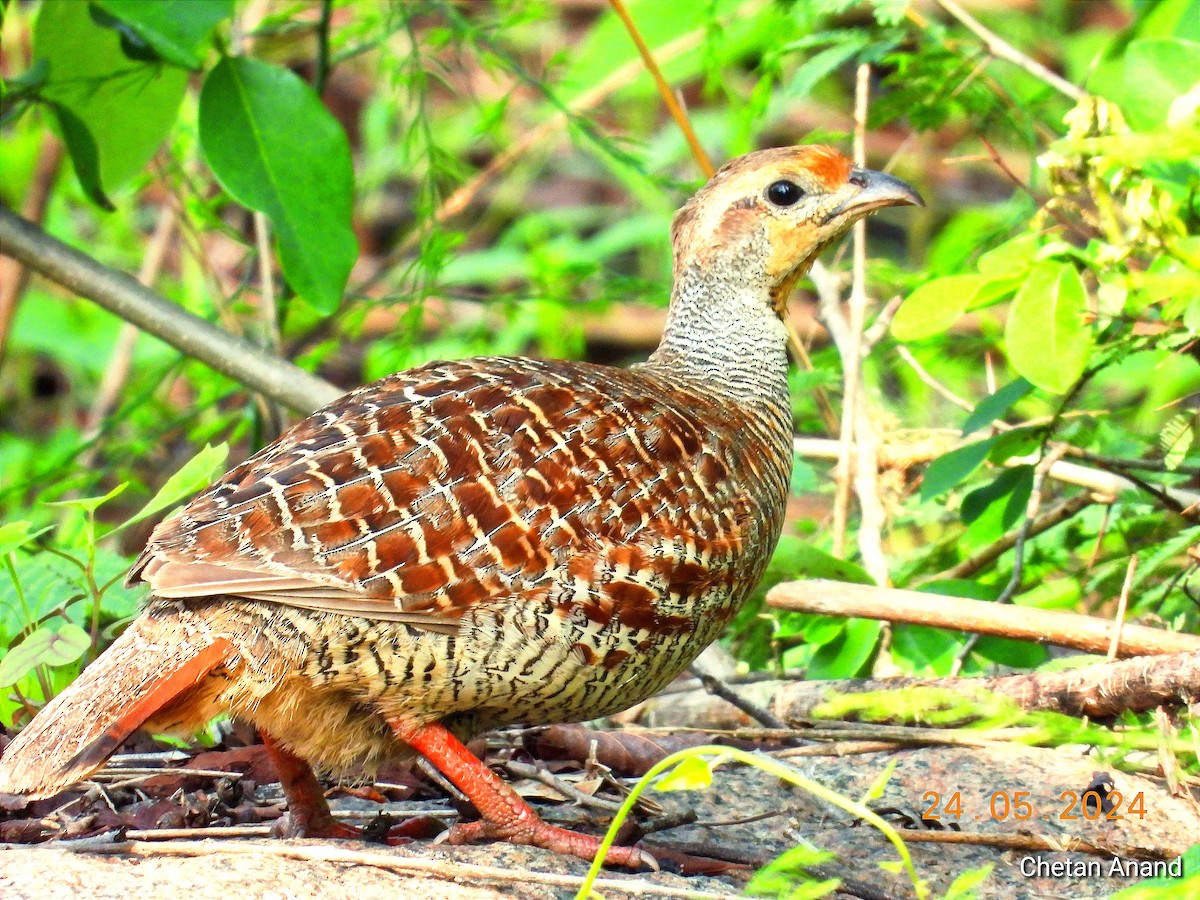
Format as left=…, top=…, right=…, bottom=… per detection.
left=261, top=732, right=360, bottom=839
left=261, top=732, right=434, bottom=843
left=390, top=719, right=653, bottom=869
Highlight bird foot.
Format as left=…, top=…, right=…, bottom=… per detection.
left=442, top=817, right=657, bottom=870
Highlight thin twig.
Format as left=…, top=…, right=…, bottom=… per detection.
left=313, top=0, right=334, bottom=97
left=357, top=5, right=762, bottom=298
left=501, top=759, right=625, bottom=813
left=917, top=492, right=1097, bottom=585
left=688, top=663, right=790, bottom=730
left=977, top=136, right=1091, bottom=242
left=766, top=580, right=1200, bottom=659
left=950, top=443, right=1070, bottom=674
left=934, top=0, right=1088, bottom=103
left=0, top=206, right=341, bottom=413
left=895, top=345, right=973, bottom=412
left=830, top=63, right=873, bottom=560
left=608, top=0, right=713, bottom=177
left=78, top=204, right=177, bottom=469
left=1107, top=556, right=1137, bottom=662
left=784, top=319, right=841, bottom=434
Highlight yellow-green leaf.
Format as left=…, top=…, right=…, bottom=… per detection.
left=892, top=275, right=986, bottom=341
left=1005, top=262, right=1094, bottom=394
left=656, top=755, right=714, bottom=792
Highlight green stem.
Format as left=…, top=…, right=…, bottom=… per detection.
left=574, top=745, right=926, bottom=900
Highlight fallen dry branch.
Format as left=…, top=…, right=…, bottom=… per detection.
left=766, top=580, right=1200, bottom=658
left=629, top=650, right=1200, bottom=729
left=61, top=839, right=743, bottom=900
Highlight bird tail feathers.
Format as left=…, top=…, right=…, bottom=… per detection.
left=0, top=613, right=232, bottom=799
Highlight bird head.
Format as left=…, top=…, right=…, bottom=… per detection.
left=670, top=145, right=923, bottom=313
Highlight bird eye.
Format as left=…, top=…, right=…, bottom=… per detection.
left=765, top=180, right=804, bottom=207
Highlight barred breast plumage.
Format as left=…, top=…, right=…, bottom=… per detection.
left=0, top=145, right=921, bottom=868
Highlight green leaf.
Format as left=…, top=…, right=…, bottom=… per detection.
left=891, top=625, right=959, bottom=674
left=1160, top=414, right=1195, bottom=470
left=961, top=465, right=1033, bottom=527
left=960, top=378, right=1034, bottom=437
left=33, top=0, right=187, bottom=194
left=973, top=636, right=1047, bottom=669
left=46, top=482, right=128, bottom=513
left=1121, top=38, right=1200, bottom=130
left=199, top=56, right=357, bottom=312
left=976, top=234, right=1038, bottom=278
left=656, top=755, right=713, bottom=792
left=806, top=618, right=881, bottom=679
left=860, top=759, right=897, bottom=804
left=786, top=34, right=870, bottom=99
left=96, top=0, right=232, bottom=70
left=920, top=437, right=997, bottom=500
left=778, top=545, right=875, bottom=585
left=746, top=844, right=840, bottom=900
left=1005, top=262, right=1094, bottom=394
left=0, top=522, right=51, bottom=557
left=942, top=864, right=994, bottom=900
left=891, top=275, right=986, bottom=341
left=43, top=101, right=114, bottom=211
left=0, top=623, right=91, bottom=687
left=123, top=442, right=228, bottom=529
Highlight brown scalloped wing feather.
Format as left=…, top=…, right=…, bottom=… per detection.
left=129, top=357, right=759, bottom=630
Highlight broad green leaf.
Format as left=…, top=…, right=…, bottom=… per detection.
left=973, top=636, right=1047, bottom=669
left=43, top=101, right=114, bottom=211
left=986, top=427, right=1039, bottom=464
left=1014, top=579, right=1081, bottom=610
left=976, top=234, right=1038, bottom=278
left=96, top=0, right=232, bottom=70
left=1005, top=262, right=1094, bottom=394
left=778, top=545, right=875, bottom=585
left=123, top=442, right=229, bottom=529
left=1138, top=0, right=1200, bottom=41
left=961, top=465, right=1034, bottom=527
left=0, top=623, right=90, bottom=687
left=33, top=0, right=187, bottom=193
left=1121, top=38, right=1200, bottom=130
left=0, top=522, right=50, bottom=557
left=656, top=755, right=713, bottom=792
left=965, top=273, right=1025, bottom=311
left=199, top=56, right=357, bottom=313
left=961, top=378, right=1034, bottom=437
left=891, top=275, right=986, bottom=341
left=920, top=436, right=997, bottom=500
left=806, top=618, right=882, bottom=679
left=891, top=625, right=959, bottom=674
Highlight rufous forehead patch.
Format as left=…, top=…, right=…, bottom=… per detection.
left=797, top=145, right=852, bottom=190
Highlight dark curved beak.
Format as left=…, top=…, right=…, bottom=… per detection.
left=823, top=168, right=924, bottom=224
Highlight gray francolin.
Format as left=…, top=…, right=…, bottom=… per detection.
left=0, top=145, right=920, bottom=867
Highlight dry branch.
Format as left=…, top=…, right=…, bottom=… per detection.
left=766, top=580, right=1200, bottom=658
left=629, top=649, right=1200, bottom=729
left=0, top=205, right=341, bottom=414
left=63, top=839, right=742, bottom=900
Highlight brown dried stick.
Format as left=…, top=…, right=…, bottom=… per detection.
left=766, top=579, right=1200, bottom=658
